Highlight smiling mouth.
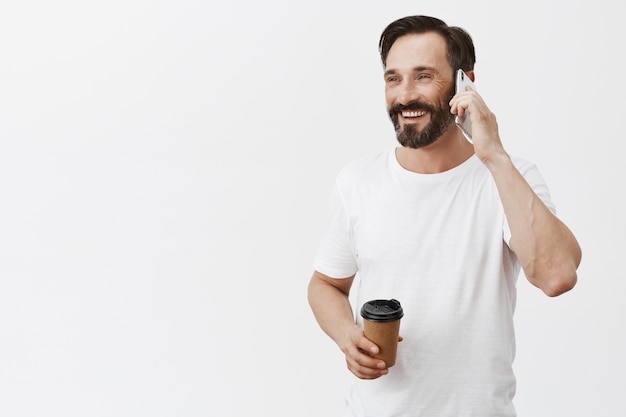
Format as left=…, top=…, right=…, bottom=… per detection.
left=401, top=110, right=427, bottom=118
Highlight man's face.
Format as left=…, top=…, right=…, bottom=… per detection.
left=384, top=32, right=456, bottom=149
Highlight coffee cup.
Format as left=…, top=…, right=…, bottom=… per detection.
left=360, top=299, right=404, bottom=367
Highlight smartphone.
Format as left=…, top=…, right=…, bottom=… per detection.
left=455, top=69, right=476, bottom=143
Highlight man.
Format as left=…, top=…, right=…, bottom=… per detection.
left=308, top=15, right=582, bottom=417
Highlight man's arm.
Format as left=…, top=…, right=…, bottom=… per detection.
left=307, top=270, right=389, bottom=379
left=450, top=89, right=582, bottom=296
left=485, top=153, right=581, bottom=296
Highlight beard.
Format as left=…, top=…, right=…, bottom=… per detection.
left=389, top=86, right=456, bottom=149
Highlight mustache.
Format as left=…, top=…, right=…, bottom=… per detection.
left=389, top=101, right=438, bottom=115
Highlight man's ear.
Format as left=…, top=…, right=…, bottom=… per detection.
left=465, top=70, right=475, bottom=82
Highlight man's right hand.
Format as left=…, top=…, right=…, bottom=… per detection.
left=308, top=271, right=389, bottom=379
left=340, top=326, right=389, bottom=379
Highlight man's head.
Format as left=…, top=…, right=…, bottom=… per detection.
left=379, top=16, right=476, bottom=149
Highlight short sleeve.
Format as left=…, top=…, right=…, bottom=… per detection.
left=313, top=180, right=358, bottom=278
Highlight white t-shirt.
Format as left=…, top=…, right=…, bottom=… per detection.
left=314, top=148, right=555, bottom=417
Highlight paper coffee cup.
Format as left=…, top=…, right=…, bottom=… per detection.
left=360, top=299, right=404, bottom=367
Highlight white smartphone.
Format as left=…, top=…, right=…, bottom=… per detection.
left=455, top=69, right=476, bottom=143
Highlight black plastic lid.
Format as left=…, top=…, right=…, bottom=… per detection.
left=360, top=299, right=404, bottom=322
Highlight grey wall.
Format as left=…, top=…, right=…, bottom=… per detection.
left=0, top=1, right=623, bottom=416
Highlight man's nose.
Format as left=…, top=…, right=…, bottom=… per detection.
left=397, top=81, right=422, bottom=105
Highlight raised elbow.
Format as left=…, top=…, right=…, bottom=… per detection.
left=527, top=243, right=581, bottom=297
left=540, top=268, right=578, bottom=297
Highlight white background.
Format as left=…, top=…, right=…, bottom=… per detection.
left=0, top=1, right=624, bottom=416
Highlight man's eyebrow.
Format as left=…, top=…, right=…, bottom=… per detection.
left=413, top=66, right=436, bottom=72
left=383, top=66, right=437, bottom=77
left=383, top=69, right=398, bottom=77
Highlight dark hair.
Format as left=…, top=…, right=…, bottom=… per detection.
left=378, top=15, right=476, bottom=72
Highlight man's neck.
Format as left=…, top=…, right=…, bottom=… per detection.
left=395, top=130, right=475, bottom=174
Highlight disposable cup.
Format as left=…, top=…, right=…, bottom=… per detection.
left=360, top=299, right=403, bottom=367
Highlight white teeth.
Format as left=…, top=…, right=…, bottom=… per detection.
left=402, top=110, right=426, bottom=118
